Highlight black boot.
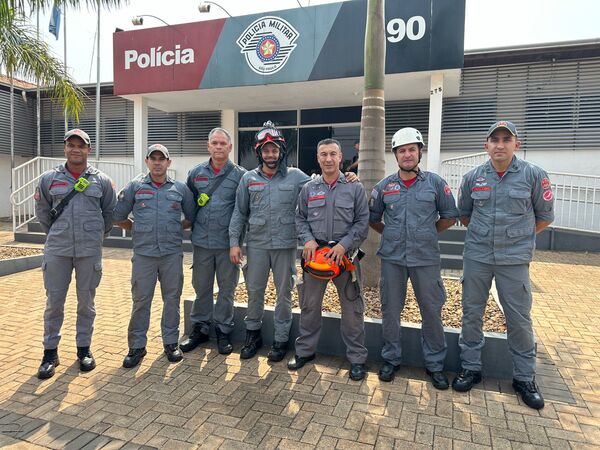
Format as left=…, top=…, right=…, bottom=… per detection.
left=164, top=344, right=183, bottom=363
left=38, top=349, right=59, bottom=380
left=123, top=348, right=147, bottom=369
left=215, top=329, right=233, bottom=355
left=513, top=379, right=545, bottom=410
left=76, top=346, right=96, bottom=372
left=179, top=324, right=209, bottom=353
left=267, top=341, right=288, bottom=362
left=240, top=329, right=262, bottom=359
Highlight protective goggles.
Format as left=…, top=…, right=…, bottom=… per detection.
left=255, top=128, right=284, bottom=142
left=255, top=131, right=285, bottom=150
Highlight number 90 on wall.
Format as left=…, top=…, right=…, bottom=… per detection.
left=387, top=16, right=426, bottom=43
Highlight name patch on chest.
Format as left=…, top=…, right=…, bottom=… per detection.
left=136, top=189, right=155, bottom=195
left=248, top=181, right=266, bottom=187
left=383, top=182, right=401, bottom=196
left=472, top=186, right=492, bottom=192
left=308, top=190, right=326, bottom=202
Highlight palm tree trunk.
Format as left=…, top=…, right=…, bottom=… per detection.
left=359, top=0, right=386, bottom=287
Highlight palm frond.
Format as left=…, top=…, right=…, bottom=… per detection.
left=0, top=8, right=87, bottom=121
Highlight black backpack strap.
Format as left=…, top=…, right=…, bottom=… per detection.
left=205, top=164, right=234, bottom=197
left=48, top=172, right=92, bottom=225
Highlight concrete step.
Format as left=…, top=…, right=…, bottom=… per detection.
left=439, top=240, right=464, bottom=255
left=441, top=254, right=463, bottom=270
left=439, top=226, right=466, bottom=242
left=14, top=231, right=194, bottom=252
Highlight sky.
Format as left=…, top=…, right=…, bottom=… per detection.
left=29, top=0, right=600, bottom=84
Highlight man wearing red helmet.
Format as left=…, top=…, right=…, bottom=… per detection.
left=290, top=139, right=369, bottom=380
left=229, top=121, right=311, bottom=362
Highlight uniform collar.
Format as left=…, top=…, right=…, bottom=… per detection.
left=315, top=171, right=345, bottom=185
left=142, top=173, right=173, bottom=185
left=257, top=165, right=279, bottom=180
left=393, top=169, right=424, bottom=183
left=485, top=155, right=521, bottom=173
left=58, top=163, right=97, bottom=176
left=207, top=158, right=232, bottom=175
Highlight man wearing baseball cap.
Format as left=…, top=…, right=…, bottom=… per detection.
left=453, top=121, right=555, bottom=409
left=34, top=128, right=116, bottom=379
left=113, top=144, right=196, bottom=368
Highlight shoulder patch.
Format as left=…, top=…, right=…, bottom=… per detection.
left=541, top=177, right=551, bottom=190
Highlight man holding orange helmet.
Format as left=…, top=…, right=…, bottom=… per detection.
left=289, top=138, right=369, bottom=380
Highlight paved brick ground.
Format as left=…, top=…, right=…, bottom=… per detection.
left=1, top=227, right=599, bottom=448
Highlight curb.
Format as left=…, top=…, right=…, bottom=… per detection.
left=0, top=254, right=43, bottom=277
left=183, top=298, right=513, bottom=379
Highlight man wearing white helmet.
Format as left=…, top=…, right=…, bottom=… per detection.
left=369, top=127, right=458, bottom=388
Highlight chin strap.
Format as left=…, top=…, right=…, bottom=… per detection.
left=400, top=166, right=420, bottom=175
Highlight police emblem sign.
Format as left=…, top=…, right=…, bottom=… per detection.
left=236, top=16, right=299, bottom=75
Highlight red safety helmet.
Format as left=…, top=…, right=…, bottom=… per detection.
left=302, top=246, right=344, bottom=280
left=302, top=244, right=358, bottom=280
left=254, top=121, right=286, bottom=152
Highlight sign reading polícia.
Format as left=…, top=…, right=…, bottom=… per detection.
left=236, top=16, right=299, bottom=75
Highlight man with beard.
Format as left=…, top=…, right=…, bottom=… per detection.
left=369, top=127, right=458, bottom=388
left=229, top=121, right=310, bottom=362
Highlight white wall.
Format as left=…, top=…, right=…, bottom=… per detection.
left=1, top=155, right=35, bottom=218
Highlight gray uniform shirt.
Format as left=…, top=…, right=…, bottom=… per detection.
left=187, top=159, right=246, bottom=249
left=35, top=164, right=116, bottom=257
left=369, top=170, right=459, bottom=267
left=296, top=173, right=369, bottom=252
left=229, top=166, right=310, bottom=249
left=458, top=156, right=554, bottom=265
left=113, top=174, right=196, bottom=257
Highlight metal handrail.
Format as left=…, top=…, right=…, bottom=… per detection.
left=11, top=157, right=179, bottom=233
left=440, top=153, right=600, bottom=233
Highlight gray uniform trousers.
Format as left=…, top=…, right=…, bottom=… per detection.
left=295, top=263, right=368, bottom=364
left=459, top=258, right=535, bottom=381
left=128, top=252, right=183, bottom=348
left=380, top=261, right=447, bottom=372
left=190, top=246, right=240, bottom=334
left=42, top=254, right=103, bottom=349
left=244, top=246, right=296, bottom=342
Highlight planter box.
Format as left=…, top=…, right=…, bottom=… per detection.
left=183, top=298, right=513, bottom=379
left=0, top=254, right=43, bottom=277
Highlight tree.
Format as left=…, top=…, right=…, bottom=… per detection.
left=359, top=0, right=386, bottom=287
left=0, top=0, right=127, bottom=121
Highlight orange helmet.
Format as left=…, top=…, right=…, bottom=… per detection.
left=302, top=246, right=345, bottom=280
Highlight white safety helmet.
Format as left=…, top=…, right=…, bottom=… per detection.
left=391, top=127, right=425, bottom=152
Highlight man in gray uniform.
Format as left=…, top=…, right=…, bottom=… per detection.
left=229, top=121, right=311, bottom=362
left=35, top=128, right=116, bottom=379
left=289, top=139, right=369, bottom=381
left=180, top=128, right=246, bottom=355
left=369, top=127, right=458, bottom=389
left=113, top=144, right=196, bottom=368
left=453, top=121, right=554, bottom=410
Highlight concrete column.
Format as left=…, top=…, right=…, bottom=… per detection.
left=427, top=72, right=444, bottom=174
left=221, top=109, right=237, bottom=161
left=133, top=96, right=148, bottom=176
